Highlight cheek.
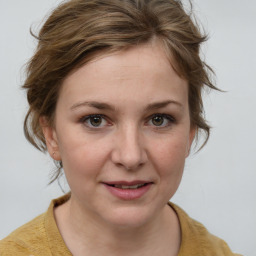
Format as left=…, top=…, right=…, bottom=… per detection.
left=151, top=135, right=188, bottom=188
left=59, top=143, right=108, bottom=199
left=154, top=136, right=188, bottom=171
left=147, top=136, right=188, bottom=202
left=57, top=133, right=110, bottom=184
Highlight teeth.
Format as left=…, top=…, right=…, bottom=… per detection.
left=114, top=184, right=145, bottom=189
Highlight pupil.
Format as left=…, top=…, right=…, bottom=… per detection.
left=152, top=116, right=163, bottom=126
left=90, top=116, right=102, bottom=127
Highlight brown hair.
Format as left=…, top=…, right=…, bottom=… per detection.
left=23, top=0, right=217, bottom=181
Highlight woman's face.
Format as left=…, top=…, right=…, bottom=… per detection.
left=43, top=41, right=195, bottom=228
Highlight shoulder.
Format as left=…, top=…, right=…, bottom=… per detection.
left=169, top=202, right=243, bottom=256
left=0, top=213, right=51, bottom=256
left=0, top=194, right=71, bottom=256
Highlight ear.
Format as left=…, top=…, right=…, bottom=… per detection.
left=186, top=126, right=196, bottom=157
left=40, top=116, right=61, bottom=161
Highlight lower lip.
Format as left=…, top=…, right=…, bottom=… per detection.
left=103, top=183, right=152, bottom=200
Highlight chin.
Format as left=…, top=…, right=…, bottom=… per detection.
left=103, top=204, right=158, bottom=229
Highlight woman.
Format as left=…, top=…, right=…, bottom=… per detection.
left=0, top=0, right=242, bottom=255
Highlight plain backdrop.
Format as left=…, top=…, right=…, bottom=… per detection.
left=0, top=1, right=255, bottom=255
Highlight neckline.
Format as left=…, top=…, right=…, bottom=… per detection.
left=45, top=194, right=190, bottom=255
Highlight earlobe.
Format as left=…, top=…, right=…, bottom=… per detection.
left=40, top=116, right=61, bottom=161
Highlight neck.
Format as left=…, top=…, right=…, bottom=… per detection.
left=54, top=196, right=181, bottom=256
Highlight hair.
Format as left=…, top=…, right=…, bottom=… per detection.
left=23, top=0, right=218, bottom=182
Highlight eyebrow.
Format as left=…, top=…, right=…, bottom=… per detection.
left=70, top=100, right=182, bottom=111
left=145, top=100, right=183, bottom=111
left=70, top=101, right=115, bottom=111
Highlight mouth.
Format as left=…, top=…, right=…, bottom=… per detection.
left=106, top=183, right=149, bottom=189
left=102, top=181, right=153, bottom=200
left=103, top=181, right=153, bottom=189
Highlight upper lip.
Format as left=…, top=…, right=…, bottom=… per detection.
left=102, top=180, right=153, bottom=186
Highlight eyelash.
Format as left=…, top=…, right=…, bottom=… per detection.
left=79, top=114, right=109, bottom=129
left=79, top=113, right=176, bottom=129
left=147, top=113, right=176, bottom=128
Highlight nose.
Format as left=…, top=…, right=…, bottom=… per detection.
left=111, top=124, right=148, bottom=170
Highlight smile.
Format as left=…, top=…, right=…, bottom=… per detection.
left=102, top=181, right=153, bottom=200
left=109, top=183, right=147, bottom=189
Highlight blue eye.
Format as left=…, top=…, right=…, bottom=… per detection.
left=81, top=115, right=107, bottom=128
left=148, top=114, right=175, bottom=127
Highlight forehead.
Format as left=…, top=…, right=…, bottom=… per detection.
left=58, top=41, right=188, bottom=109
left=67, top=42, right=172, bottom=80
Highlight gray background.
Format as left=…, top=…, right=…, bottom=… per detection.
left=0, top=1, right=255, bottom=255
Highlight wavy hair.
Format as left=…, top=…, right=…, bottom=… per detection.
left=23, top=0, right=217, bottom=182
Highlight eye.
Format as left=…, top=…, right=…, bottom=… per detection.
left=147, top=114, right=175, bottom=128
left=81, top=114, right=108, bottom=128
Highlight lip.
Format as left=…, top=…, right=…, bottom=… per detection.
left=102, top=180, right=153, bottom=200
left=104, top=180, right=151, bottom=186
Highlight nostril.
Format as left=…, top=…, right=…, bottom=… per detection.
left=110, top=132, right=148, bottom=169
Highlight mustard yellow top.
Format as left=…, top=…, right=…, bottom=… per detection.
left=0, top=194, right=242, bottom=256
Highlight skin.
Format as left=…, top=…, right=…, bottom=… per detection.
left=42, top=40, right=195, bottom=256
